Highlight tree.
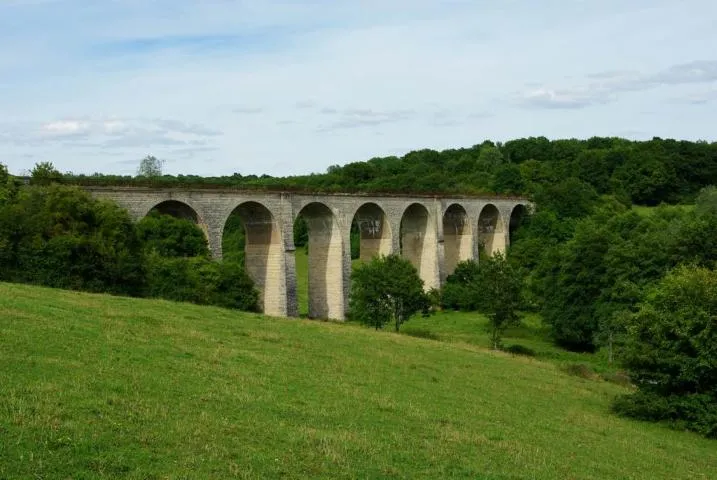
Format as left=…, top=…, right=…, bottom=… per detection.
left=30, top=161, right=63, bottom=185
left=349, top=254, right=429, bottom=332
left=0, top=184, right=145, bottom=295
left=136, top=211, right=209, bottom=258
left=137, top=155, right=164, bottom=178
left=441, top=260, right=482, bottom=311
left=473, top=254, right=522, bottom=349
left=477, top=145, right=504, bottom=170
left=613, top=265, right=717, bottom=438
left=0, top=163, right=11, bottom=205
left=491, top=163, right=525, bottom=194
left=440, top=255, right=522, bottom=349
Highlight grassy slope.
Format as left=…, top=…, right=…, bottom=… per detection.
left=1, top=283, right=716, bottom=479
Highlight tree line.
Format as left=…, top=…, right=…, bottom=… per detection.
left=58, top=137, right=717, bottom=205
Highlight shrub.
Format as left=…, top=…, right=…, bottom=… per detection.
left=144, top=254, right=258, bottom=311
left=561, top=363, right=595, bottom=380
left=349, top=254, right=429, bottom=332
left=612, top=393, right=717, bottom=439
left=137, top=211, right=209, bottom=258
left=613, top=265, right=717, bottom=437
left=0, top=184, right=145, bottom=296
left=502, top=344, right=537, bottom=357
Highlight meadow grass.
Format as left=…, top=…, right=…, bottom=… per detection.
left=401, top=311, right=615, bottom=372
left=1, top=282, right=716, bottom=479
left=631, top=204, right=694, bottom=216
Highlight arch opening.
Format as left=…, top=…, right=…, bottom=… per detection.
left=150, top=200, right=200, bottom=224
left=295, top=202, right=344, bottom=320
left=222, top=202, right=286, bottom=317
left=443, top=203, right=473, bottom=279
left=478, top=204, right=505, bottom=258
left=509, top=204, right=528, bottom=247
left=400, top=203, right=438, bottom=290
left=142, top=200, right=210, bottom=257
left=351, top=203, right=392, bottom=263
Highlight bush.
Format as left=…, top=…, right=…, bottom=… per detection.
left=137, top=211, right=209, bottom=258
left=349, top=254, right=429, bottom=332
left=144, top=254, right=258, bottom=311
left=0, top=184, right=145, bottom=296
left=612, top=393, right=717, bottom=439
left=502, top=344, right=537, bottom=357
left=613, top=265, right=717, bottom=438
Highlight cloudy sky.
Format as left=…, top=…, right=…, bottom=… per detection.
left=1, top=0, right=716, bottom=177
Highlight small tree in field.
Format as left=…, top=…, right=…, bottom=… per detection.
left=349, top=254, right=429, bottom=332
left=474, top=253, right=523, bottom=349
left=137, top=155, right=164, bottom=178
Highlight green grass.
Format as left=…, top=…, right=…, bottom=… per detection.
left=1, top=283, right=716, bottom=479
left=294, top=248, right=362, bottom=317
left=631, top=204, right=694, bottom=216
left=295, top=247, right=309, bottom=316
left=401, top=311, right=615, bottom=372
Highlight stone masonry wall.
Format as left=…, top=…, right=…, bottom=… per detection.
left=86, top=187, right=529, bottom=321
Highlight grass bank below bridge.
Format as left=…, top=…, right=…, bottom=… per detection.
left=1, top=282, right=715, bottom=479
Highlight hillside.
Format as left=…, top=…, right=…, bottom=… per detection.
left=1, top=283, right=715, bottom=479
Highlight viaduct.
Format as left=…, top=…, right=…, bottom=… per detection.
left=86, top=187, right=530, bottom=321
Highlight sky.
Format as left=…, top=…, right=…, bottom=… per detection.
left=1, top=0, right=716, bottom=177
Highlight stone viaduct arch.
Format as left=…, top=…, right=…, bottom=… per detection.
left=86, top=187, right=530, bottom=321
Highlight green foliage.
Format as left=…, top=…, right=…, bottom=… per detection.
left=136, top=155, right=164, bottom=178
left=144, top=254, right=259, bottom=311
left=441, top=255, right=522, bottom=349
left=474, top=254, right=523, bottom=349
left=441, top=260, right=482, bottom=310
left=614, top=265, right=717, bottom=438
left=491, top=163, right=525, bottom=194
left=350, top=222, right=360, bottom=260
left=610, top=144, right=678, bottom=205
left=0, top=184, right=145, bottom=295
left=221, top=212, right=246, bottom=264
left=525, top=190, right=717, bottom=353
left=30, top=161, right=63, bottom=185
left=0, top=182, right=258, bottom=313
left=293, top=215, right=308, bottom=248
left=0, top=163, right=11, bottom=206
left=137, top=211, right=209, bottom=258
left=349, top=254, right=429, bottom=332
left=532, top=177, right=599, bottom=220
left=59, top=137, right=716, bottom=209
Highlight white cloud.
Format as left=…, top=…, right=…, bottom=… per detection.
left=41, top=120, right=90, bottom=136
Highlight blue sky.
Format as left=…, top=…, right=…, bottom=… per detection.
left=1, top=0, right=716, bottom=177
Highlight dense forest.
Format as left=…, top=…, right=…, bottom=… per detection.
left=3, top=135, right=717, bottom=437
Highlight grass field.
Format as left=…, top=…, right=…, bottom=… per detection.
left=1, top=282, right=716, bottom=479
